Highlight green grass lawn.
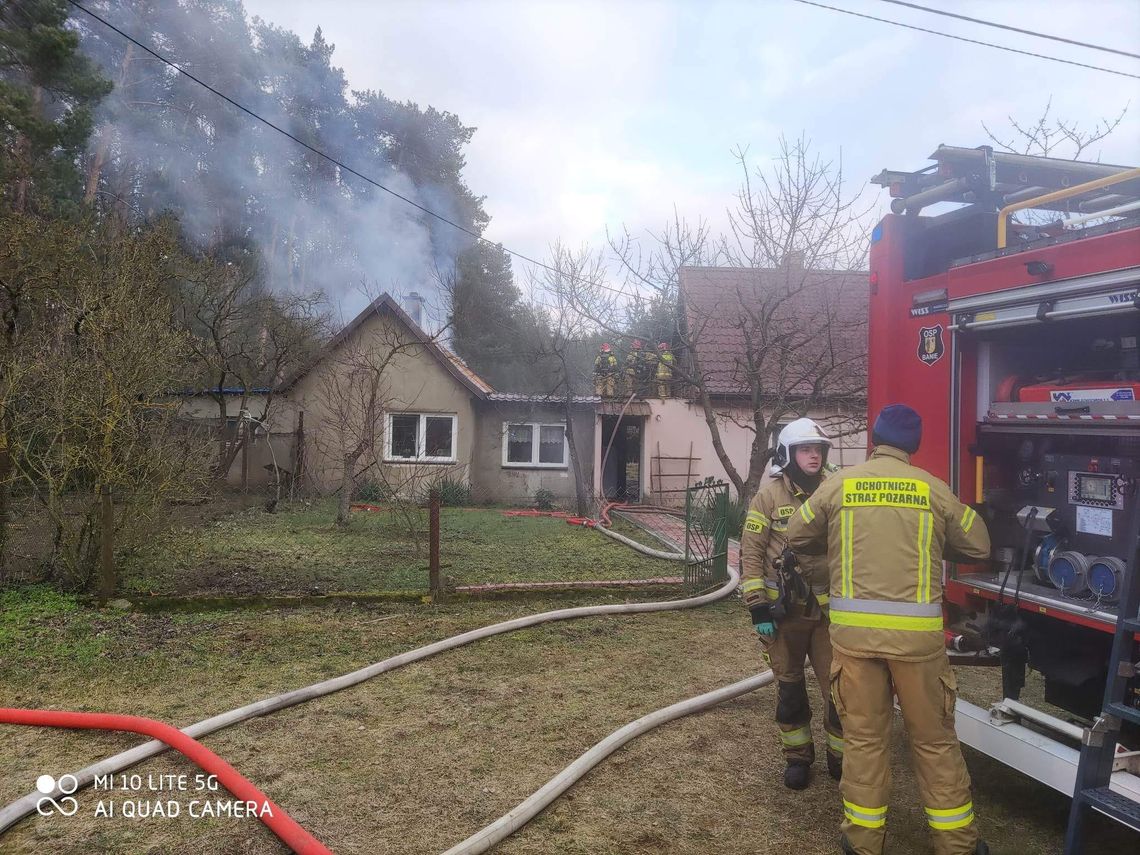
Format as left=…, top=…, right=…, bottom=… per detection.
left=119, top=502, right=680, bottom=597
left=1, top=587, right=1132, bottom=855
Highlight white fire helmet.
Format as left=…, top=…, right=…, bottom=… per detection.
left=771, top=417, right=832, bottom=475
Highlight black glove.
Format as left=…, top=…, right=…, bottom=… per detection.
left=749, top=602, right=776, bottom=640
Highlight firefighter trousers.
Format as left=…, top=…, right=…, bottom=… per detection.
left=765, top=613, right=843, bottom=766
left=594, top=375, right=615, bottom=397
left=830, top=649, right=977, bottom=855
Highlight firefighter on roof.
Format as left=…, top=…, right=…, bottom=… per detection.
left=594, top=342, right=617, bottom=397
left=785, top=404, right=992, bottom=855
left=624, top=339, right=644, bottom=397
left=654, top=342, right=674, bottom=398
left=741, top=417, right=843, bottom=790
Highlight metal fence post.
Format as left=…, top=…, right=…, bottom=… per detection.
left=429, top=489, right=441, bottom=599
left=713, top=486, right=729, bottom=582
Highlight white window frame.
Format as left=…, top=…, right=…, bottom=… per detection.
left=384, top=412, right=458, bottom=463
left=501, top=422, right=569, bottom=469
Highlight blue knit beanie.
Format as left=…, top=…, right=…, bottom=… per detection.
left=872, top=404, right=922, bottom=454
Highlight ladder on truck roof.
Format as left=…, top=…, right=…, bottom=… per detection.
left=872, top=145, right=1140, bottom=217
left=1064, top=498, right=1140, bottom=851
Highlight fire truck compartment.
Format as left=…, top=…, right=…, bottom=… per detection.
left=947, top=308, right=1140, bottom=722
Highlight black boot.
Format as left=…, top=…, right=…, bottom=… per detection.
left=827, top=752, right=843, bottom=781
left=975, top=843, right=990, bottom=855
left=783, top=761, right=811, bottom=790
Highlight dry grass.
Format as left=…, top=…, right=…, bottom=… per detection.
left=0, top=593, right=1133, bottom=855
left=116, top=503, right=675, bottom=596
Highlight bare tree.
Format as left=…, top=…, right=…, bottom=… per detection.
left=982, top=97, right=1130, bottom=161
left=306, top=298, right=440, bottom=527
left=603, top=136, right=871, bottom=507
left=520, top=243, right=614, bottom=516
left=175, top=252, right=326, bottom=479
left=4, top=215, right=210, bottom=590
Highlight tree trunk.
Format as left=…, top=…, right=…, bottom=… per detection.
left=336, top=454, right=356, bottom=527
left=85, top=44, right=135, bottom=205
left=0, top=426, right=10, bottom=579
left=695, top=387, right=745, bottom=497
left=98, top=486, right=115, bottom=603
left=563, top=396, right=589, bottom=517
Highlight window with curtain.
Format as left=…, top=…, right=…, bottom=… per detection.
left=503, top=422, right=567, bottom=467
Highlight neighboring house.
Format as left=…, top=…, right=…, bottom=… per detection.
left=179, top=263, right=869, bottom=506
left=662, top=261, right=871, bottom=498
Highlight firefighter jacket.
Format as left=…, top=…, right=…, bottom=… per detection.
left=785, top=445, right=991, bottom=661
left=655, top=350, right=675, bottom=378
left=740, top=471, right=830, bottom=620
left=594, top=352, right=617, bottom=375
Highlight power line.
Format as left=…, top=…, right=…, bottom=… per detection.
left=64, top=0, right=637, bottom=300
left=791, top=0, right=1140, bottom=79
left=876, top=0, right=1140, bottom=61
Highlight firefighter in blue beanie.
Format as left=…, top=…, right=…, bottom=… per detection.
left=786, top=404, right=992, bottom=855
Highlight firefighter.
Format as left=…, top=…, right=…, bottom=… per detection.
left=654, top=342, right=675, bottom=398
left=785, top=404, right=992, bottom=855
left=741, top=417, right=842, bottom=790
left=624, top=339, right=645, bottom=397
left=594, top=342, right=618, bottom=397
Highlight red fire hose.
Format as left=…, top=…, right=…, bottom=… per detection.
left=0, top=708, right=332, bottom=855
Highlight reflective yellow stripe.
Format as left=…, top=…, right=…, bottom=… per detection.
left=843, top=800, right=887, bottom=829
left=742, top=579, right=767, bottom=593
left=799, top=500, right=815, bottom=523
left=744, top=511, right=769, bottom=533
left=840, top=509, right=853, bottom=598
left=827, top=732, right=845, bottom=754
left=916, top=512, right=925, bottom=603
left=766, top=587, right=780, bottom=601
left=779, top=726, right=813, bottom=747
left=925, top=802, right=974, bottom=830
left=916, top=511, right=932, bottom=603
left=815, top=591, right=830, bottom=605
left=830, top=610, right=944, bottom=631
left=923, top=511, right=933, bottom=602
left=961, top=506, right=977, bottom=533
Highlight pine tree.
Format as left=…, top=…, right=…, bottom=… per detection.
left=0, top=0, right=111, bottom=214
left=448, top=240, right=549, bottom=391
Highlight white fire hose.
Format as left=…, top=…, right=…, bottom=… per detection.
left=0, top=564, right=757, bottom=848
left=441, top=670, right=773, bottom=854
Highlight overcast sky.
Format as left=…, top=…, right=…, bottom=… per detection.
left=241, top=0, right=1140, bottom=280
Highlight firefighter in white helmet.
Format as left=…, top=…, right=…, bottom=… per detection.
left=740, top=417, right=843, bottom=789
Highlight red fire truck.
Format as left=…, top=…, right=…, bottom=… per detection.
left=868, top=145, right=1140, bottom=844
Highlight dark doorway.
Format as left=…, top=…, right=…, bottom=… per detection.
left=601, top=416, right=643, bottom=502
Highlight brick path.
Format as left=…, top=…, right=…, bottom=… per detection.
left=612, top=509, right=741, bottom=568
left=453, top=509, right=741, bottom=594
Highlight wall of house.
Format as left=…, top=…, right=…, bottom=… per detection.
left=470, top=402, right=595, bottom=508
left=173, top=393, right=282, bottom=488
left=278, top=312, right=478, bottom=496
left=636, top=398, right=867, bottom=506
